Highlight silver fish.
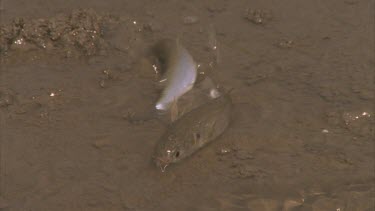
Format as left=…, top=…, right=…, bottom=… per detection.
left=153, top=91, right=233, bottom=171
left=152, top=39, right=197, bottom=111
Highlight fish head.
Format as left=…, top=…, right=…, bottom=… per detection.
left=153, top=148, right=181, bottom=172
left=153, top=134, right=187, bottom=172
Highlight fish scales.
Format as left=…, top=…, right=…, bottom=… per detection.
left=153, top=92, right=232, bottom=171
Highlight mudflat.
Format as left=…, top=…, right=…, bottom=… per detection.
left=0, top=1, right=373, bottom=210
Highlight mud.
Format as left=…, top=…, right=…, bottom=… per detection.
left=0, top=9, right=119, bottom=59
left=0, top=0, right=374, bottom=210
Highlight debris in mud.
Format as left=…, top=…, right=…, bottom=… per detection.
left=98, top=68, right=121, bottom=88
left=11, top=97, right=42, bottom=115
left=244, top=9, right=273, bottom=25
left=206, top=3, right=227, bottom=13
left=342, top=110, right=373, bottom=137
left=39, top=110, right=50, bottom=119
left=0, top=9, right=118, bottom=57
left=92, top=138, right=113, bottom=149
left=99, top=79, right=106, bottom=88
left=237, top=165, right=267, bottom=179
left=182, top=16, right=199, bottom=25
left=235, top=150, right=254, bottom=160
left=122, top=109, right=146, bottom=125
left=4, top=89, right=67, bottom=118
left=275, top=39, right=294, bottom=49
left=142, top=21, right=163, bottom=32
left=0, top=88, right=15, bottom=107
left=311, top=196, right=343, bottom=211
left=217, top=147, right=231, bottom=155
left=244, top=74, right=268, bottom=86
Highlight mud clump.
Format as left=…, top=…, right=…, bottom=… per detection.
left=244, top=9, right=273, bottom=25
left=0, top=9, right=117, bottom=58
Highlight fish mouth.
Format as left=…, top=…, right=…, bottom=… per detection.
left=153, top=156, right=170, bottom=172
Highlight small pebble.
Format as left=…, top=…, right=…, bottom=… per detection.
left=218, top=148, right=231, bottom=155
left=210, top=88, right=220, bottom=99
left=322, top=129, right=329, bottom=133
left=99, top=79, right=106, bottom=88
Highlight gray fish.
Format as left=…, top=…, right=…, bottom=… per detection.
left=153, top=91, right=233, bottom=171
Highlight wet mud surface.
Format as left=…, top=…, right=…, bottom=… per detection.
left=0, top=0, right=374, bottom=210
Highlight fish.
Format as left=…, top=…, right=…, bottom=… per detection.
left=153, top=90, right=233, bottom=171
left=169, top=76, right=221, bottom=121
left=152, top=39, right=197, bottom=111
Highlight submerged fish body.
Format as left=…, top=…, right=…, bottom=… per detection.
left=153, top=39, right=197, bottom=111
left=153, top=92, right=232, bottom=171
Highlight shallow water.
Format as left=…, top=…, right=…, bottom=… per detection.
left=0, top=0, right=374, bottom=210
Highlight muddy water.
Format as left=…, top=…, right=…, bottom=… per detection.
left=0, top=0, right=374, bottom=210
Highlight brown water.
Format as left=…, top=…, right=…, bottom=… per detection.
left=0, top=0, right=374, bottom=210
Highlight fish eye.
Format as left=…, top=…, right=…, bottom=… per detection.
left=175, top=151, right=180, bottom=158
